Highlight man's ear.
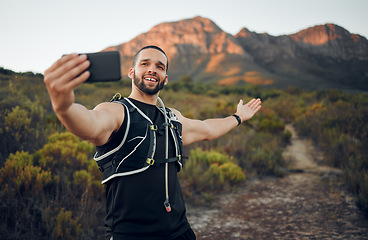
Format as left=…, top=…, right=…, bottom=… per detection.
left=164, top=75, right=168, bottom=85
left=128, top=68, right=134, bottom=79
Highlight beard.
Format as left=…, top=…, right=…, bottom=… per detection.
left=133, top=74, right=165, bottom=95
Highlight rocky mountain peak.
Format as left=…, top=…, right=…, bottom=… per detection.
left=290, top=23, right=354, bottom=45
left=150, top=16, right=223, bottom=35
left=105, top=17, right=368, bottom=90
left=116, top=16, right=246, bottom=59
left=288, top=24, right=368, bottom=60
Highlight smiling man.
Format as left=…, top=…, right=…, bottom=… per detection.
left=130, top=46, right=168, bottom=96
left=43, top=45, right=261, bottom=240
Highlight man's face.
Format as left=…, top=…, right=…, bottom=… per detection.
left=129, top=48, right=168, bottom=95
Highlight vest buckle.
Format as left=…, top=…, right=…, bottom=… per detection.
left=147, top=158, right=155, bottom=165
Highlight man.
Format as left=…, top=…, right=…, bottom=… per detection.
left=43, top=45, right=261, bottom=240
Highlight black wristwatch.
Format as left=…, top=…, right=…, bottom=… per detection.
left=232, top=114, right=242, bottom=126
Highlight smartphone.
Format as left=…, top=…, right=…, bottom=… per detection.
left=83, top=51, right=121, bottom=83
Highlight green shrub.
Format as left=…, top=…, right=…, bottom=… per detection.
left=249, top=147, right=285, bottom=177
left=180, top=148, right=246, bottom=199
left=0, top=151, right=53, bottom=198
left=0, top=151, right=54, bottom=238
left=282, top=130, right=292, bottom=144
left=38, top=132, right=94, bottom=175
left=51, top=208, right=82, bottom=240
left=256, top=107, right=285, bottom=133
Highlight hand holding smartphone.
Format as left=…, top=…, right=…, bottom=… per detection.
left=82, top=51, right=122, bottom=83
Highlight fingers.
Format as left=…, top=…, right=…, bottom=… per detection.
left=253, top=104, right=262, bottom=113
left=54, top=54, right=89, bottom=81
left=238, top=99, right=243, bottom=107
left=252, top=98, right=261, bottom=107
left=245, top=98, right=256, bottom=107
left=66, top=70, right=90, bottom=90
left=44, top=54, right=90, bottom=91
left=45, top=53, right=76, bottom=73
left=251, top=99, right=261, bottom=112
left=244, top=98, right=261, bottom=109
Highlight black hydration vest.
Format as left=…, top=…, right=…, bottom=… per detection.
left=94, top=97, right=183, bottom=184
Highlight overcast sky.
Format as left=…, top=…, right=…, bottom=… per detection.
left=1, top=0, right=367, bottom=74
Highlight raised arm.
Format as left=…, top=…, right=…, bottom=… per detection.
left=171, top=98, right=261, bottom=146
left=43, top=54, right=124, bottom=146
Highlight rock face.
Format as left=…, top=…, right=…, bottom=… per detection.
left=108, top=16, right=258, bottom=84
left=289, top=24, right=368, bottom=61
left=235, top=23, right=368, bottom=89
left=106, top=17, right=368, bottom=90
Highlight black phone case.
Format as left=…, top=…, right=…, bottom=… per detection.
left=85, top=51, right=121, bottom=82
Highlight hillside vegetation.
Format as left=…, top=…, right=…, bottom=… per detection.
left=0, top=67, right=367, bottom=239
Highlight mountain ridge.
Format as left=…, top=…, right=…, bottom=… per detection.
left=104, top=16, right=368, bottom=91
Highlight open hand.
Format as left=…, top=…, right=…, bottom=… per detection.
left=236, top=98, right=262, bottom=123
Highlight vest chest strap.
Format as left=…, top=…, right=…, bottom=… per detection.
left=98, top=160, right=113, bottom=172
left=147, top=155, right=184, bottom=167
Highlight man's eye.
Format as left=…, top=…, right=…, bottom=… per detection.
left=158, top=66, right=164, bottom=70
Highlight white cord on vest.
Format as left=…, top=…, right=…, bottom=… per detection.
left=158, top=97, right=171, bottom=213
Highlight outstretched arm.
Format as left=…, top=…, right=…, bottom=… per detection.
left=171, top=98, right=261, bottom=146
left=43, top=54, right=124, bottom=146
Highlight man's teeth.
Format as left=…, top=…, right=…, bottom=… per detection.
left=145, top=77, right=157, bottom=82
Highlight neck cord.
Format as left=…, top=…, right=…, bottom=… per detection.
left=157, top=97, right=171, bottom=213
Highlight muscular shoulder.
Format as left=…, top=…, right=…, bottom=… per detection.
left=93, top=101, right=123, bottom=114
left=89, top=102, right=125, bottom=145
left=169, top=108, right=185, bottom=122
left=95, top=101, right=125, bottom=120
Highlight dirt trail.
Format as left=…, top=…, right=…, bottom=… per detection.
left=186, top=124, right=368, bottom=239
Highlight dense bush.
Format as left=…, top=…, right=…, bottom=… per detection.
left=0, top=132, right=105, bottom=239
left=179, top=148, right=246, bottom=204
left=0, top=151, right=53, bottom=238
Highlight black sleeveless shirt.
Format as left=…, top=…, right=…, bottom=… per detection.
left=102, top=98, right=190, bottom=240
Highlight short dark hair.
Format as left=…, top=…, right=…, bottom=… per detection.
left=132, top=45, right=169, bottom=72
